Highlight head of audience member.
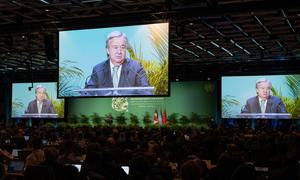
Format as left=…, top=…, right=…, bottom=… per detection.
left=62, top=139, right=76, bottom=154
left=180, top=158, right=205, bottom=180
left=226, top=143, right=238, bottom=154
left=31, top=136, right=43, bottom=150
left=128, top=155, right=151, bottom=180
left=231, top=164, right=257, bottom=180
left=43, top=147, right=58, bottom=161
left=147, top=140, right=159, bottom=154
left=106, top=136, right=116, bottom=146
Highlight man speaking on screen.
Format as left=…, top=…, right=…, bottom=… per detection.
left=25, top=85, right=56, bottom=114
left=241, top=78, right=287, bottom=113
left=85, top=31, right=151, bottom=95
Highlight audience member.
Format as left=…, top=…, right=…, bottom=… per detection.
left=40, top=147, right=65, bottom=180
left=25, top=136, right=44, bottom=168
left=180, top=158, right=205, bottom=180
left=57, top=140, right=81, bottom=164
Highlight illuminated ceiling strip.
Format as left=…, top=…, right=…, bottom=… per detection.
left=184, top=48, right=199, bottom=57
left=186, top=28, right=205, bottom=39
left=230, top=39, right=251, bottom=55
left=211, top=41, right=233, bottom=56
left=254, top=16, right=271, bottom=34
left=281, top=9, right=300, bottom=44
left=224, top=16, right=260, bottom=52
left=251, top=39, right=264, bottom=50
left=190, top=42, right=215, bottom=56
left=172, top=43, right=183, bottom=50
left=207, top=51, right=215, bottom=56
left=210, top=41, right=219, bottom=48
left=221, top=47, right=233, bottom=56
left=40, top=0, right=50, bottom=4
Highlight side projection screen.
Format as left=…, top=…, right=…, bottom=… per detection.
left=58, top=22, right=169, bottom=97
left=11, top=82, right=65, bottom=118
left=221, top=74, right=300, bottom=119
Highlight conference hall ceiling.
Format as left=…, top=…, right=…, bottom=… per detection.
left=0, top=0, right=300, bottom=81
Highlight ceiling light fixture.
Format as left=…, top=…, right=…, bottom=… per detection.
left=40, top=0, right=51, bottom=4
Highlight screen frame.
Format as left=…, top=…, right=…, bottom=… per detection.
left=219, top=71, right=300, bottom=120
left=57, top=20, right=170, bottom=98
left=10, top=81, right=66, bottom=119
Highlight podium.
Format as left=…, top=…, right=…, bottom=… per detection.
left=236, top=113, right=291, bottom=119
left=22, top=113, right=58, bottom=118
left=73, top=87, right=154, bottom=96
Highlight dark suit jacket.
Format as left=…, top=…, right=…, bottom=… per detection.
left=25, top=99, right=56, bottom=114
left=241, top=95, right=287, bottom=113
left=85, top=58, right=151, bottom=95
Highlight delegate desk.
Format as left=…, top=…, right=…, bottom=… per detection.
left=236, top=113, right=291, bottom=119
left=74, top=86, right=154, bottom=96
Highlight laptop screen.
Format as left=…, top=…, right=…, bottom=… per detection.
left=7, top=160, right=25, bottom=173
left=68, top=164, right=82, bottom=172
left=121, top=166, right=129, bottom=175
left=11, top=149, right=21, bottom=158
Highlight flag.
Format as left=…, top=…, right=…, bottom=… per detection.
left=158, top=109, right=162, bottom=125
left=154, top=110, right=158, bottom=125
left=162, top=109, right=167, bottom=125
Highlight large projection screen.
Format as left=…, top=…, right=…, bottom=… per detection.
left=221, top=74, right=300, bottom=119
left=11, top=82, right=65, bottom=118
left=58, top=22, right=169, bottom=98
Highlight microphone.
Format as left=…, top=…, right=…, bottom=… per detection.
left=83, top=66, right=108, bottom=96
left=84, top=74, right=92, bottom=88
left=241, top=105, right=246, bottom=113
left=84, top=66, right=106, bottom=88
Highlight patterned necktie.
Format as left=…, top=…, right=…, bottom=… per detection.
left=260, top=100, right=266, bottom=113
left=112, top=66, right=119, bottom=88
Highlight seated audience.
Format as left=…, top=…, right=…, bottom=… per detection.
left=230, top=163, right=257, bottom=180
left=40, top=147, right=65, bottom=180
left=180, top=158, right=205, bottom=180
left=128, top=155, right=151, bottom=180
left=57, top=140, right=81, bottom=164
left=25, top=136, right=44, bottom=168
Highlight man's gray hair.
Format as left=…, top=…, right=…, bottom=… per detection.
left=105, top=31, right=128, bottom=48
left=256, top=78, right=272, bottom=88
left=35, top=85, right=46, bottom=94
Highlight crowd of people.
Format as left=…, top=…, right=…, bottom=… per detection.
left=0, top=123, right=300, bottom=180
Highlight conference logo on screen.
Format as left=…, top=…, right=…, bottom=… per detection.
left=112, top=97, right=128, bottom=112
